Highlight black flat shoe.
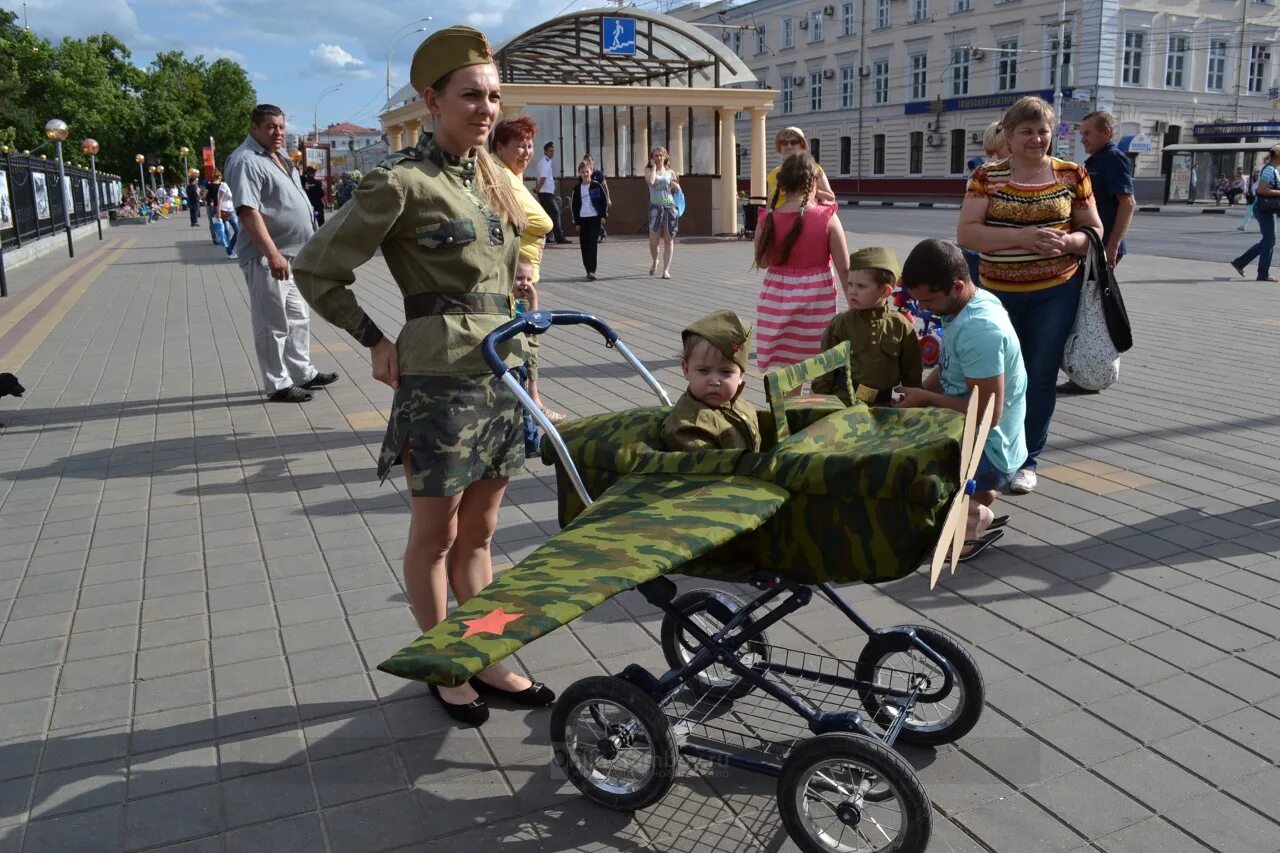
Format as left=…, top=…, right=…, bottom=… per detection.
left=429, top=684, right=489, bottom=726
left=471, top=678, right=556, bottom=707
left=959, top=529, right=1005, bottom=563
left=299, top=371, right=339, bottom=390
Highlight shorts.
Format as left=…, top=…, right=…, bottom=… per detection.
left=974, top=451, right=1014, bottom=493
left=648, top=204, right=678, bottom=236
left=377, top=374, right=525, bottom=497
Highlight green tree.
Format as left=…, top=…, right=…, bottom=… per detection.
left=199, top=58, right=256, bottom=168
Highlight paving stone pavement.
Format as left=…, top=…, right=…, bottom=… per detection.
left=0, top=219, right=1279, bottom=852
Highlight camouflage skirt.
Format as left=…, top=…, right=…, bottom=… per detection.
left=377, top=374, right=525, bottom=497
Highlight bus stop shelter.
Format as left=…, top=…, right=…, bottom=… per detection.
left=379, top=8, right=775, bottom=236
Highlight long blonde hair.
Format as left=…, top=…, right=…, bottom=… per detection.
left=753, top=153, right=817, bottom=269
left=431, top=69, right=528, bottom=232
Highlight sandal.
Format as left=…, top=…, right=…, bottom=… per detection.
left=539, top=404, right=567, bottom=424
left=958, top=529, right=1005, bottom=563
left=987, top=514, right=1010, bottom=531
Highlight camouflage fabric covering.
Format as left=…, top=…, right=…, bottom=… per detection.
left=377, top=474, right=789, bottom=686
left=763, top=342, right=854, bottom=443
left=377, top=374, right=525, bottom=497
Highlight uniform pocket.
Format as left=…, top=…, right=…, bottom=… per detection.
left=416, top=218, right=477, bottom=250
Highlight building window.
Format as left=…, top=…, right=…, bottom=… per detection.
left=841, top=2, right=855, bottom=36
left=840, top=65, right=857, bottom=108
left=873, top=60, right=890, bottom=104
left=1164, top=35, right=1187, bottom=88
left=997, top=38, right=1018, bottom=91
left=1122, top=31, right=1144, bottom=86
left=1047, top=29, right=1072, bottom=89
left=756, top=25, right=767, bottom=55
left=875, top=0, right=890, bottom=30
left=783, top=18, right=794, bottom=49
left=950, top=128, right=966, bottom=173
left=909, top=132, right=924, bottom=174
left=911, top=0, right=928, bottom=22
left=840, top=136, right=852, bottom=174
left=1250, top=43, right=1271, bottom=94
left=811, top=138, right=822, bottom=164
left=873, top=134, right=886, bottom=175
left=809, top=71, right=824, bottom=111
left=910, top=53, right=928, bottom=101
left=951, top=47, right=970, bottom=96
left=1207, top=39, right=1227, bottom=91
left=809, top=10, right=824, bottom=42
left=952, top=0, right=972, bottom=11
left=782, top=87, right=794, bottom=115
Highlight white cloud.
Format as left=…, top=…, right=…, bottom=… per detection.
left=251, top=71, right=269, bottom=82
left=206, top=47, right=247, bottom=64
left=310, top=43, right=371, bottom=78
left=23, top=0, right=143, bottom=42
left=466, top=12, right=505, bottom=28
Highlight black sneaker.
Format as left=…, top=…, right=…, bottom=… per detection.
left=267, top=387, right=312, bottom=403
left=299, top=372, right=339, bottom=390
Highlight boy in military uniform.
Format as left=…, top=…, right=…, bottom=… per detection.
left=662, top=310, right=762, bottom=452
left=813, top=247, right=923, bottom=406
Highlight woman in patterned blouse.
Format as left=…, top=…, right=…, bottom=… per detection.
left=957, top=96, right=1103, bottom=495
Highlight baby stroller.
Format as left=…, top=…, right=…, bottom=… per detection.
left=379, top=311, right=989, bottom=853
left=740, top=195, right=769, bottom=240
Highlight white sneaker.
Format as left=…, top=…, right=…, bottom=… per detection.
left=1009, top=469, right=1037, bottom=494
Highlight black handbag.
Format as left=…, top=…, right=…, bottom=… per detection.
left=1076, top=228, right=1133, bottom=353
left=1256, top=168, right=1280, bottom=213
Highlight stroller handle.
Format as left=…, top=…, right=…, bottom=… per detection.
left=481, top=310, right=619, bottom=376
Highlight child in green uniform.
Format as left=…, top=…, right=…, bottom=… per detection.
left=813, top=247, right=923, bottom=405
left=661, top=310, right=762, bottom=452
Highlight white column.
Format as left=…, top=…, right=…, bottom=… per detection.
left=718, top=108, right=738, bottom=235
left=671, top=114, right=687, bottom=175
left=749, top=108, right=767, bottom=200
left=633, top=110, right=650, bottom=177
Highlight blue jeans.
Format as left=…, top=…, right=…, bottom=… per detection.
left=1234, top=209, right=1276, bottom=279
left=975, top=450, right=1014, bottom=492
left=989, top=271, right=1083, bottom=471
left=221, top=211, right=240, bottom=255
left=208, top=209, right=220, bottom=243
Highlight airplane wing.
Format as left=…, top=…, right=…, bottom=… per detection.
left=377, top=474, right=790, bottom=686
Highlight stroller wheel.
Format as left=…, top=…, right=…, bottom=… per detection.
left=778, top=733, right=931, bottom=853
left=660, top=588, right=770, bottom=701
left=550, top=675, right=678, bottom=811
left=854, top=625, right=984, bottom=746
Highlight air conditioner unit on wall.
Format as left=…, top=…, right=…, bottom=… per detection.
left=823, top=68, right=836, bottom=79
left=824, top=4, right=836, bottom=15
left=927, top=133, right=945, bottom=147
left=794, top=75, right=807, bottom=87
left=860, top=65, right=872, bottom=77
left=799, top=18, right=810, bottom=29
left=1153, top=120, right=1169, bottom=134
left=969, top=131, right=984, bottom=144
left=970, top=48, right=986, bottom=61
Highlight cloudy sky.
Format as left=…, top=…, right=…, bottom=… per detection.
left=4, top=0, right=633, bottom=138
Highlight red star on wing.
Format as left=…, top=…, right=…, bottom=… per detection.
left=461, top=606, right=523, bottom=638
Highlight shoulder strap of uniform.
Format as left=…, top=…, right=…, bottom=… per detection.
left=379, top=146, right=423, bottom=169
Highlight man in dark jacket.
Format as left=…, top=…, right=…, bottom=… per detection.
left=185, top=176, right=201, bottom=227
left=301, top=165, right=326, bottom=226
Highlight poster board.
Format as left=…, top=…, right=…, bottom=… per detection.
left=33, top=173, right=50, bottom=220
left=0, top=170, right=12, bottom=232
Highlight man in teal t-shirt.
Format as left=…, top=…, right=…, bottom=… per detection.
left=895, top=238, right=1027, bottom=553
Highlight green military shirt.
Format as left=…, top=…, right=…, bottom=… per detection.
left=812, top=304, right=923, bottom=405
left=293, top=135, right=524, bottom=376
left=661, top=390, right=762, bottom=452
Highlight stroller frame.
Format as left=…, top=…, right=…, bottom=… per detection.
left=482, top=310, right=983, bottom=853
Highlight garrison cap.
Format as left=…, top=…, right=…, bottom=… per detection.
left=683, top=309, right=752, bottom=373
left=410, top=26, right=494, bottom=95
left=848, top=247, right=902, bottom=281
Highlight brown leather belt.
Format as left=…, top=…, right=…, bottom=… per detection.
left=403, top=292, right=512, bottom=320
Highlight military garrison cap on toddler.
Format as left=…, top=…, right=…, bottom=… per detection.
left=848, top=247, right=902, bottom=281
left=683, top=309, right=752, bottom=373
left=409, top=26, right=494, bottom=95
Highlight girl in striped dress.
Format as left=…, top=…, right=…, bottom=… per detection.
left=753, top=153, right=849, bottom=371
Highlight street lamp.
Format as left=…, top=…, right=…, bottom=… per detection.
left=158, top=164, right=166, bottom=194
left=313, top=82, right=344, bottom=143
left=44, top=118, right=74, bottom=258
left=82, top=138, right=103, bottom=241
left=179, top=145, right=190, bottom=176
left=387, top=18, right=432, bottom=100
left=135, top=153, right=145, bottom=202
left=148, top=166, right=157, bottom=195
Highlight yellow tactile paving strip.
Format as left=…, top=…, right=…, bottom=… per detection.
left=1038, top=460, right=1159, bottom=495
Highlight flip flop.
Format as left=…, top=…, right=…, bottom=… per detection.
left=539, top=405, right=567, bottom=424
left=987, top=515, right=1010, bottom=531
left=959, top=529, right=1005, bottom=563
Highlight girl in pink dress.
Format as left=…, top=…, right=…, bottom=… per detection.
left=753, top=153, right=849, bottom=371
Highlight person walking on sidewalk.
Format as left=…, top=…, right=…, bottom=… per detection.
left=536, top=141, right=569, bottom=245
left=1232, top=145, right=1280, bottom=283
left=645, top=146, right=680, bottom=278
left=571, top=158, right=608, bottom=280
left=301, top=165, right=326, bottom=227
left=185, top=174, right=201, bottom=227
left=957, top=96, right=1102, bottom=495
left=225, top=104, right=339, bottom=403
left=293, top=26, right=555, bottom=726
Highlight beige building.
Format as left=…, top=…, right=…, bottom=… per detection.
left=674, top=0, right=1280, bottom=196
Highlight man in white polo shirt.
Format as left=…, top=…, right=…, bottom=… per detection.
left=225, top=104, right=338, bottom=403
left=535, top=141, right=570, bottom=245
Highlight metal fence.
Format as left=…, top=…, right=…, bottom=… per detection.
left=0, top=151, right=123, bottom=252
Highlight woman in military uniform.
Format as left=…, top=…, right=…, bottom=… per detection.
left=293, top=26, right=554, bottom=726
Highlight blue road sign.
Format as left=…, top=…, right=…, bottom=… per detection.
left=603, top=17, right=637, bottom=57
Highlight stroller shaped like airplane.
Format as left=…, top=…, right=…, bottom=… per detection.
left=379, top=311, right=993, bottom=853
